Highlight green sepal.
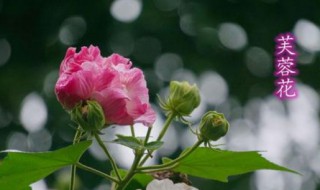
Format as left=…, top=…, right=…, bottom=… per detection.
left=71, top=100, right=105, bottom=133
left=159, top=81, right=200, bottom=117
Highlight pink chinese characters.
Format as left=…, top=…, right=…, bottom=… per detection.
left=273, top=33, right=298, bottom=99
left=55, top=45, right=156, bottom=127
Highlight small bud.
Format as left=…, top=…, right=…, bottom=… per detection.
left=160, top=81, right=200, bottom=117
left=71, top=100, right=105, bottom=132
left=199, top=111, right=229, bottom=141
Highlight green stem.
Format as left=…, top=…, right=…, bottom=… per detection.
left=138, top=139, right=203, bottom=171
left=130, top=125, right=135, bottom=137
left=136, top=162, right=179, bottom=173
left=70, top=127, right=83, bottom=190
left=143, top=127, right=152, bottom=145
left=76, top=162, right=119, bottom=183
left=116, top=152, right=143, bottom=190
left=94, top=133, right=122, bottom=181
left=156, top=113, right=175, bottom=141
left=113, top=127, right=153, bottom=189
left=139, top=114, right=175, bottom=166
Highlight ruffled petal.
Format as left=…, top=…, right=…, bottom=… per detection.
left=134, top=104, right=156, bottom=126
left=105, top=53, right=132, bottom=70
left=59, top=47, right=82, bottom=74
left=92, top=88, right=133, bottom=125
left=55, top=71, right=94, bottom=109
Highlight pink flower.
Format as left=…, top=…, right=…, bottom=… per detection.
left=55, top=45, right=156, bottom=127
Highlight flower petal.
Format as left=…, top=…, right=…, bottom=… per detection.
left=55, top=71, right=94, bottom=109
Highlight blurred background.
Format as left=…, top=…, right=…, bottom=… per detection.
left=0, top=0, right=320, bottom=189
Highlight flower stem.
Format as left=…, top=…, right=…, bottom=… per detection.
left=139, top=114, right=175, bottom=166
left=130, top=125, right=135, bottom=137
left=143, top=127, right=152, bottom=145
left=94, top=133, right=122, bottom=181
left=137, top=139, right=203, bottom=172
left=116, top=152, right=143, bottom=190
left=70, top=127, right=83, bottom=190
left=156, top=113, right=175, bottom=141
left=113, top=127, right=153, bottom=189
left=76, top=162, right=119, bottom=183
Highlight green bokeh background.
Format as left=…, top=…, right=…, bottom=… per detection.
left=0, top=0, right=319, bottom=189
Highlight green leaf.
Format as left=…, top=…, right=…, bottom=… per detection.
left=0, top=141, right=92, bottom=190
left=111, top=169, right=153, bottom=190
left=112, top=135, right=144, bottom=150
left=169, top=147, right=299, bottom=182
left=161, top=157, right=172, bottom=164
left=145, top=141, right=164, bottom=150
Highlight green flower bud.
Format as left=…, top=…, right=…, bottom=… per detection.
left=160, top=81, right=200, bottom=117
left=199, top=111, right=229, bottom=141
left=71, top=100, right=105, bottom=132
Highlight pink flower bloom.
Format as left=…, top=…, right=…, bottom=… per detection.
left=55, top=45, right=156, bottom=126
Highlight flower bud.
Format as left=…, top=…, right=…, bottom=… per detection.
left=199, top=111, right=229, bottom=141
left=71, top=100, right=105, bottom=132
left=160, top=81, right=200, bottom=117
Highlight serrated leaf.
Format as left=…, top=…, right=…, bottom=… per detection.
left=169, top=147, right=299, bottom=182
left=145, top=141, right=164, bottom=150
left=0, top=141, right=92, bottom=190
left=111, top=169, right=153, bottom=190
left=112, top=135, right=144, bottom=150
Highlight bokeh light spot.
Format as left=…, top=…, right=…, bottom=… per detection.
left=180, top=14, right=196, bottom=36
left=110, top=0, right=142, bottom=23
left=20, top=93, right=48, bottom=133
left=297, top=50, right=315, bottom=65
left=0, top=39, right=11, bottom=66
left=199, top=71, right=228, bottom=105
left=245, top=47, right=272, bottom=77
left=188, top=93, right=207, bottom=122
left=255, top=171, right=285, bottom=190
left=31, top=180, right=48, bottom=190
left=59, top=16, right=87, bottom=45
left=7, top=132, right=28, bottom=151
left=218, top=22, right=247, bottom=50
left=227, top=119, right=256, bottom=150
left=28, top=129, right=52, bottom=151
left=43, top=70, right=59, bottom=97
left=294, top=19, right=320, bottom=52
left=171, top=69, right=197, bottom=84
left=155, top=53, right=183, bottom=81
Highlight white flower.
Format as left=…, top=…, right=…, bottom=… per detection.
left=146, top=179, right=198, bottom=190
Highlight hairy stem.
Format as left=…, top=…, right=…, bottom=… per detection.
left=138, top=140, right=203, bottom=171
left=156, top=113, right=175, bottom=142
left=130, top=125, right=135, bottom=137
left=76, top=162, right=119, bottom=183
left=94, top=133, right=122, bottom=181
left=115, top=152, right=143, bottom=190
left=70, top=127, right=83, bottom=190
left=143, top=127, right=152, bottom=145
left=113, top=127, right=152, bottom=189
left=139, top=114, right=175, bottom=166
